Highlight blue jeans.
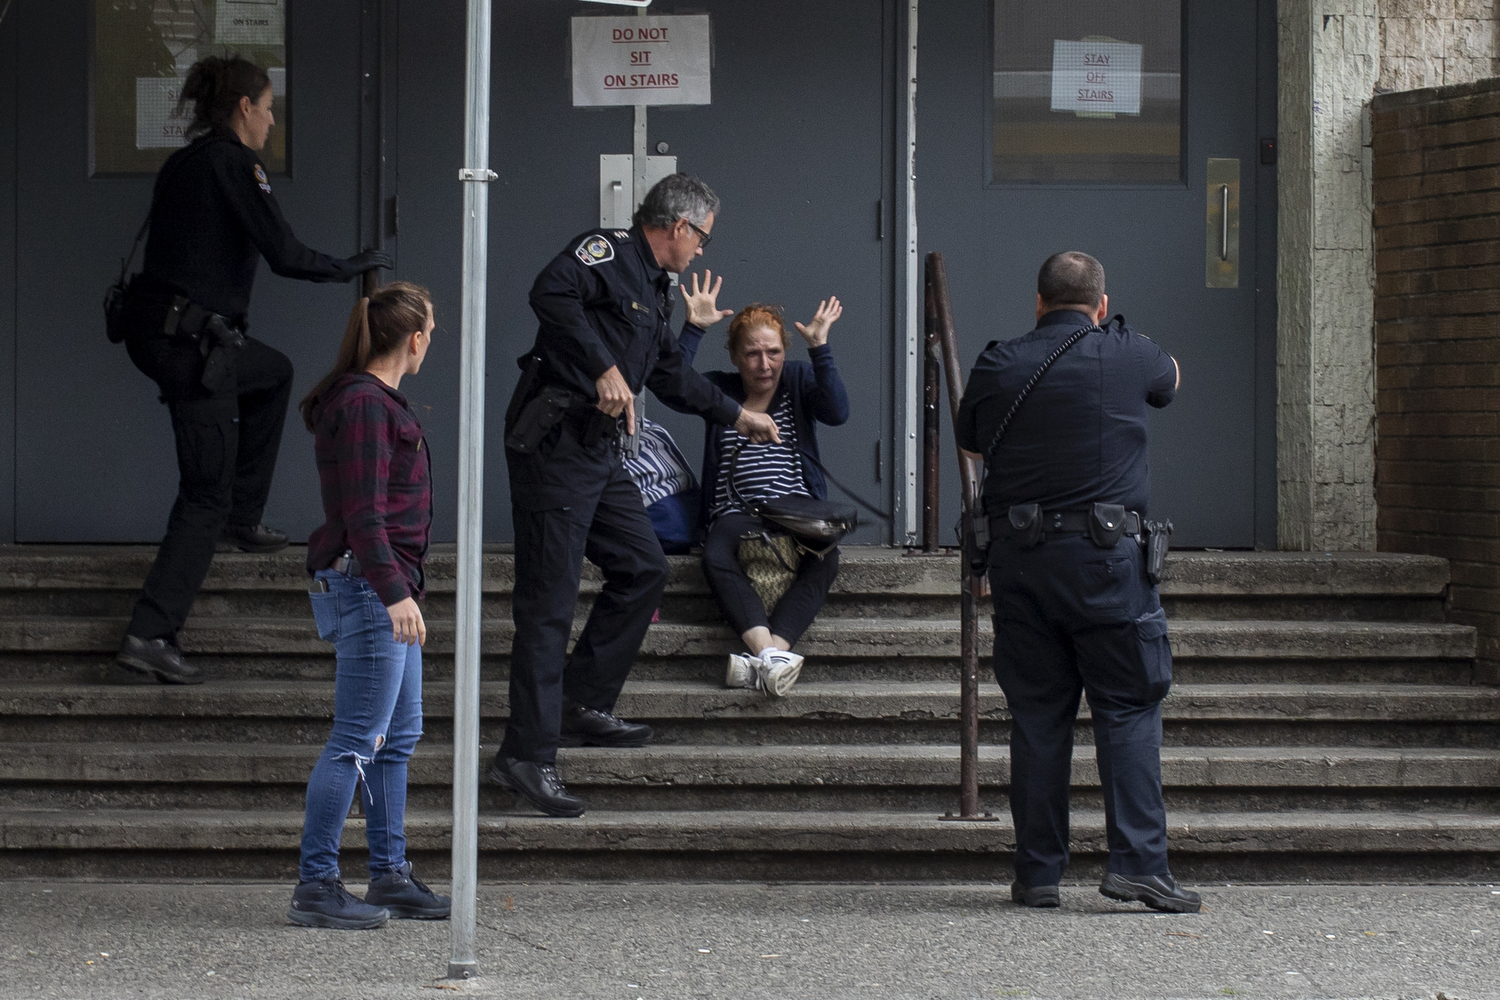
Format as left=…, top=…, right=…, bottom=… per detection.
left=299, top=569, right=423, bottom=882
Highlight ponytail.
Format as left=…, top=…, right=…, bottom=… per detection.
left=177, top=56, right=272, bottom=139
left=300, top=282, right=432, bottom=431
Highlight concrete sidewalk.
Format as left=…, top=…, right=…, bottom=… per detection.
left=0, top=881, right=1494, bottom=1000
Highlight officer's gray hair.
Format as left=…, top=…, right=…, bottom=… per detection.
left=634, top=173, right=721, bottom=230
left=1037, top=251, right=1106, bottom=309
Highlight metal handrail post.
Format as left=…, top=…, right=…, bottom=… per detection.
left=929, top=251, right=995, bottom=823
left=447, top=0, right=493, bottom=981
left=921, top=264, right=941, bottom=552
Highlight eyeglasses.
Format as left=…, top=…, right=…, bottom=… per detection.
left=685, top=219, right=713, bottom=249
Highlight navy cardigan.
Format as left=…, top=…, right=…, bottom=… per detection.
left=676, top=323, right=851, bottom=529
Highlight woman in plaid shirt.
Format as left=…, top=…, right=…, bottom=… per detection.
left=286, top=281, right=448, bottom=930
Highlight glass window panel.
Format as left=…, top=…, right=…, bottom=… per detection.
left=93, top=0, right=288, bottom=175
left=991, top=0, right=1181, bottom=184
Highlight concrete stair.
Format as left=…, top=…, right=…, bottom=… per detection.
left=0, top=545, right=1494, bottom=882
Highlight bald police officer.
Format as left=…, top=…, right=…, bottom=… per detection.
left=489, top=175, right=778, bottom=817
left=956, top=252, right=1199, bottom=913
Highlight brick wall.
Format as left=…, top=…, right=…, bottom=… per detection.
left=1373, top=77, right=1500, bottom=682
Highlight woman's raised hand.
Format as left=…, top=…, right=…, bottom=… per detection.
left=681, top=270, right=734, bottom=329
left=794, top=296, right=842, bottom=348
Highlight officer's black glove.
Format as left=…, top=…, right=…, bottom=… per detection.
left=345, top=250, right=393, bottom=274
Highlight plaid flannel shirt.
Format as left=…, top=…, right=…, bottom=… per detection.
left=307, top=372, right=432, bottom=605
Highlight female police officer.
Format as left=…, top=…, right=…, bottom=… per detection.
left=112, top=56, right=389, bottom=685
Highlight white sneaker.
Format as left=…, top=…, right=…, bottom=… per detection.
left=756, top=650, right=804, bottom=698
left=726, top=653, right=761, bottom=690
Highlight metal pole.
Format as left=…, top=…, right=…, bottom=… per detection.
left=899, top=0, right=919, bottom=545
left=929, top=252, right=995, bottom=824
left=921, top=263, right=940, bottom=552
left=448, top=0, right=493, bottom=981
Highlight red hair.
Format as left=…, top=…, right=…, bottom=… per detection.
left=727, top=303, right=790, bottom=356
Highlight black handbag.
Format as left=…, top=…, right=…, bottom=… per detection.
left=726, top=440, right=885, bottom=568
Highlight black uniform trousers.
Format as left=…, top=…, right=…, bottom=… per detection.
left=701, top=511, right=839, bottom=646
left=501, top=416, right=669, bottom=764
left=987, top=532, right=1174, bottom=887
left=124, top=328, right=293, bottom=641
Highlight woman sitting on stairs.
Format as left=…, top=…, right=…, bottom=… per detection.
left=672, top=272, right=850, bottom=697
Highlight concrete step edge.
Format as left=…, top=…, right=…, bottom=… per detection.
left=4, top=680, right=1498, bottom=722
left=0, top=547, right=1454, bottom=597
left=8, top=742, right=1500, bottom=788
left=5, top=807, right=1499, bottom=853
left=0, top=617, right=1478, bottom=660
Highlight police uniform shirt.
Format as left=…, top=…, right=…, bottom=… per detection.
left=526, top=227, right=742, bottom=429
left=956, top=309, right=1177, bottom=516
left=141, top=130, right=356, bottom=322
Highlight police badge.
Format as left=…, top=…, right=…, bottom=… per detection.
left=254, top=164, right=272, bottom=194
left=575, top=234, right=614, bottom=266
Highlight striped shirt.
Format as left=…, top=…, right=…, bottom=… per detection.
left=622, top=417, right=698, bottom=507
left=711, top=393, right=807, bottom=518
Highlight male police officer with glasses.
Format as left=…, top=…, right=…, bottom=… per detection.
left=489, top=174, right=779, bottom=817
left=956, top=251, right=1199, bottom=913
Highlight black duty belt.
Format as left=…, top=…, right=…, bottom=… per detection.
left=990, top=507, right=1142, bottom=540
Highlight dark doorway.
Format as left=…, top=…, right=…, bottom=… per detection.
left=397, top=0, right=899, bottom=544
left=12, top=0, right=375, bottom=542
left=920, top=0, right=1277, bottom=547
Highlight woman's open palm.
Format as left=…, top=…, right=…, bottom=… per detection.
left=682, top=270, right=734, bottom=329
left=795, top=296, right=842, bottom=347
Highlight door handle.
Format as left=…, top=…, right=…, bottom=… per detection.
left=1205, top=158, right=1240, bottom=288
left=611, top=180, right=627, bottom=230
left=1219, top=184, right=1230, bottom=262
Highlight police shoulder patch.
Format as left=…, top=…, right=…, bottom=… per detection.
left=575, top=234, right=615, bottom=266
left=253, top=163, right=272, bottom=194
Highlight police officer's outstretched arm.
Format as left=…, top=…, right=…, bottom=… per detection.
left=214, top=150, right=386, bottom=283
left=529, top=249, right=639, bottom=427
left=648, top=333, right=781, bottom=443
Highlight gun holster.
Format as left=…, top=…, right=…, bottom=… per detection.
left=504, top=386, right=573, bottom=454
left=963, top=507, right=992, bottom=576
left=198, top=314, right=246, bottom=393
left=1143, top=518, right=1174, bottom=585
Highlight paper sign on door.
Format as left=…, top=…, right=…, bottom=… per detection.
left=1050, top=40, right=1143, bottom=116
left=572, top=15, right=711, bottom=107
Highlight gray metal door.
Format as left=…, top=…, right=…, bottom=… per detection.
left=396, top=0, right=898, bottom=543
left=12, top=0, right=373, bottom=542
left=920, top=0, right=1278, bottom=547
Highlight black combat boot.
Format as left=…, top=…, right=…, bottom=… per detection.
left=487, top=755, right=585, bottom=817
left=218, top=523, right=290, bottom=553
left=558, top=702, right=654, bottom=748
left=1100, top=872, right=1202, bottom=913
left=112, top=635, right=204, bottom=685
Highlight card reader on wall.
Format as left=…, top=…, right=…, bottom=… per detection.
left=600, top=154, right=677, bottom=229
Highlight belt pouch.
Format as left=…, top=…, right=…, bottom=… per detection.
left=503, top=387, right=571, bottom=454
left=1007, top=503, right=1043, bottom=549
left=1087, top=503, right=1128, bottom=548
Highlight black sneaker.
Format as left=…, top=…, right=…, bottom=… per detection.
left=1099, top=872, right=1202, bottom=913
left=366, top=862, right=451, bottom=920
left=1010, top=881, right=1061, bottom=908
left=218, top=523, right=290, bottom=554
left=287, top=876, right=390, bottom=929
left=558, top=702, right=654, bottom=748
left=112, top=635, right=204, bottom=685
